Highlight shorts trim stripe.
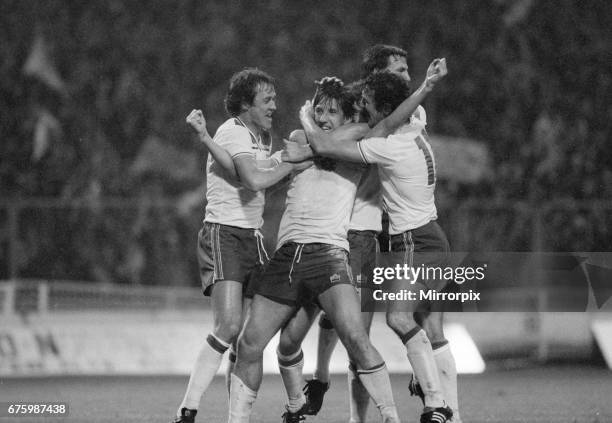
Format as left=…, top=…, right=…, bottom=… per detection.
left=210, top=224, right=224, bottom=280
left=402, top=231, right=414, bottom=268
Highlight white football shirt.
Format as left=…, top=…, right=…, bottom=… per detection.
left=204, top=118, right=271, bottom=229
left=348, top=106, right=427, bottom=233
left=276, top=162, right=363, bottom=251
left=357, top=123, right=437, bottom=235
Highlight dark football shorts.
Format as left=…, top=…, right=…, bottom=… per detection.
left=388, top=220, right=451, bottom=292
left=197, top=222, right=268, bottom=297
left=348, top=230, right=379, bottom=289
left=252, top=242, right=354, bottom=307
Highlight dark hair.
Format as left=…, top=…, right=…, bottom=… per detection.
left=345, top=80, right=367, bottom=123
left=312, top=77, right=354, bottom=119
left=363, top=72, right=411, bottom=117
left=361, top=44, right=408, bottom=79
left=224, top=68, right=275, bottom=116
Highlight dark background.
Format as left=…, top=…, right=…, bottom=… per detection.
left=1, top=0, right=611, bottom=286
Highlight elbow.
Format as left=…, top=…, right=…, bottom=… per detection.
left=243, top=180, right=263, bottom=192
left=240, top=175, right=262, bottom=191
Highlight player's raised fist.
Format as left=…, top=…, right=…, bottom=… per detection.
left=186, top=109, right=208, bottom=135
left=425, top=58, right=448, bottom=90
left=299, top=100, right=314, bottom=123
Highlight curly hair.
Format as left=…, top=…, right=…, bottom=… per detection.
left=224, top=68, right=275, bottom=116
left=311, top=77, right=354, bottom=172
left=363, top=72, right=411, bottom=117
left=312, top=77, right=354, bottom=119
left=361, top=44, right=408, bottom=79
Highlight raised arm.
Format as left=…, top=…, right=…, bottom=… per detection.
left=366, top=58, right=447, bottom=138
left=186, top=109, right=238, bottom=177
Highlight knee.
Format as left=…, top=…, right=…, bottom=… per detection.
left=277, top=329, right=302, bottom=356
left=214, top=317, right=243, bottom=342
left=237, top=331, right=264, bottom=361
left=386, top=312, right=416, bottom=337
left=341, top=330, right=371, bottom=356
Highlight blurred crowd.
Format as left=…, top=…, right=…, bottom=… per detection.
left=1, top=0, right=610, bottom=285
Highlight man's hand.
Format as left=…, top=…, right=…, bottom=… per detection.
left=299, top=100, right=315, bottom=127
left=424, top=58, right=448, bottom=91
left=186, top=109, right=209, bottom=136
left=281, top=139, right=313, bottom=163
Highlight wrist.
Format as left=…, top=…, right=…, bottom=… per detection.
left=270, top=150, right=283, bottom=165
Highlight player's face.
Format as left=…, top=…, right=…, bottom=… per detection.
left=361, top=88, right=385, bottom=127
left=314, top=98, right=349, bottom=131
left=385, top=55, right=411, bottom=83
left=245, top=83, right=276, bottom=132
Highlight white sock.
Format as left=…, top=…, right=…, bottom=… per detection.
left=228, top=373, right=257, bottom=423
left=403, top=328, right=444, bottom=408
left=278, top=349, right=306, bottom=412
left=434, top=343, right=461, bottom=422
left=179, top=333, right=229, bottom=412
left=348, top=363, right=370, bottom=423
left=357, top=363, right=400, bottom=423
left=225, top=346, right=237, bottom=398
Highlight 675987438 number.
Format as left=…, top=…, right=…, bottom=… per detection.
left=0, top=402, right=69, bottom=417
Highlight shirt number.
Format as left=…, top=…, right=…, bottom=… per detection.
left=415, top=130, right=435, bottom=185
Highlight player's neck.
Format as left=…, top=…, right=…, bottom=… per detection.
left=237, top=114, right=262, bottom=139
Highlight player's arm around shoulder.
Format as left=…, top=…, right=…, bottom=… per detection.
left=298, top=102, right=368, bottom=163
left=233, top=151, right=313, bottom=192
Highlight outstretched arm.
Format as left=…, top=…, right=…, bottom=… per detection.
left=366, top=58, right=447, bottom=138
left=301, top=58, right=447, bottom=162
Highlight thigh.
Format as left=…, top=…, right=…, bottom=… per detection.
left=279, top=304, right=320, bottom=353
left=317, top=284, right=367, bottom=342
left=240, top=294, right=298, bottom=350
left=210, top=279, right=244, bottom=328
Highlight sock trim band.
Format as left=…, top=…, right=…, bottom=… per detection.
left=400, top=327, right=423, bottom=345
left=278, top=349, right=304, bottom=368
left=431, top=340, right=449, bottom=350
left=356, top=362, right=386, bottom=375
left=207, top=334, right=230, bottom=354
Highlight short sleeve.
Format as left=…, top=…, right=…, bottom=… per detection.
left=357, top=137, right=395, bottom=165
left=214, top=125, right=254, bottom=159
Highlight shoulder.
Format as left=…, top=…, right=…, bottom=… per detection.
left=215, top=118, right=251, bottom=140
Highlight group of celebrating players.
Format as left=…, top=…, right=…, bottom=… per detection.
left=171, top=44, right=460, bottom=423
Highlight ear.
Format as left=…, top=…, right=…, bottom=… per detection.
left=240, top=101, right=251, bottom=112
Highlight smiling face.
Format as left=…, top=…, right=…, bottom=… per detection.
left=314, top=97, right=350, bottom=131
left=243, top=83, right=277, bottom=133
